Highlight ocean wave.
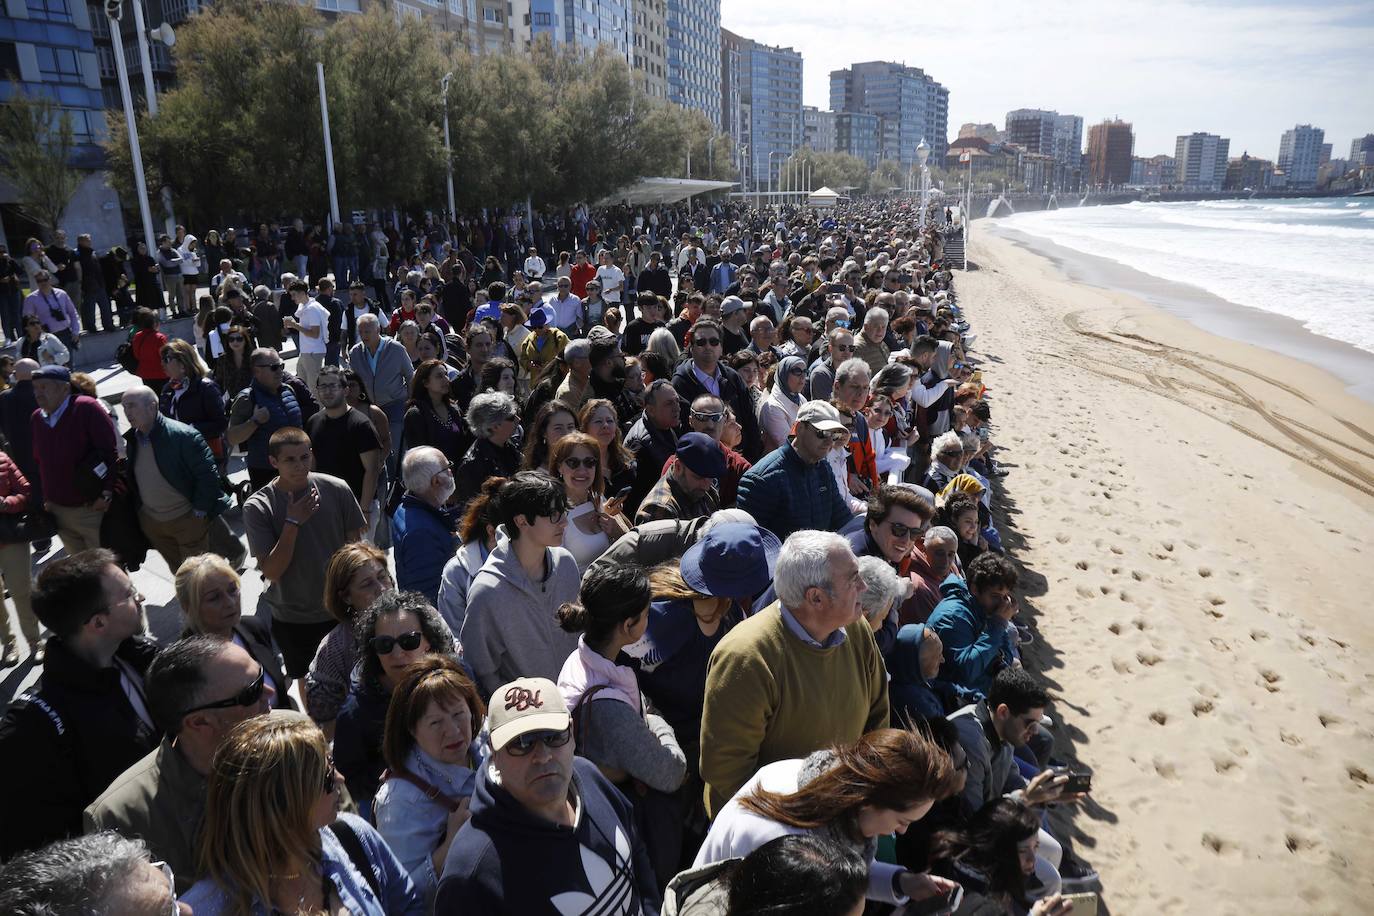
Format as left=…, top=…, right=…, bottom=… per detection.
left=1148, top=211, right=1374, bottom=239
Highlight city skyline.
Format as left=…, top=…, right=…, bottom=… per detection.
left=720, top=0, right=1374, bottom=162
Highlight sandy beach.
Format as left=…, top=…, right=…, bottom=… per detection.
left=961, top=227, right=1374, bottom=914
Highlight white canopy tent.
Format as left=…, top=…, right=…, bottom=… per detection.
left=596, top=177, right=737, bottom=206
left=807, top=186, right=847, bottom=209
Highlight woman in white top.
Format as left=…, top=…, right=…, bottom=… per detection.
left=694, top=728, right=963, bottom=908
left=546, top=431, right=629, bottom=571
left=19, top=238, right=57, bottom=291
left=757, top=354, right=806, bottom=453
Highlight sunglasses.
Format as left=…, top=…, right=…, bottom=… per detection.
left=323, top=753, right=338, bottom=794
left=806, top=422, right=849, bottom=443
left=561, top=456, right=598, bottom=470
left=254, top=362, right=285, bottom=371
left=227, top=335, right=245, bottom=343
left=183, top=668, right=266, bottom=714
left=833, top=343, right=856, bottom=352
left=370, top=630, right=425, bottom=655
left=693, top=337, right=721, bottom=347
left=691, top=411, right=724, bottom=423
left=885, top=519, right=924, bottom=539
left=505, top=727, right=573, bottom=757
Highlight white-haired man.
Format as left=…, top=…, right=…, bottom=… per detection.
left=699, top=529, right=888, bottom=817
left=392, top=446, right=459, bottom=607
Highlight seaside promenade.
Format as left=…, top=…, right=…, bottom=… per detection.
left=959, top=230, right=1374, bottom=912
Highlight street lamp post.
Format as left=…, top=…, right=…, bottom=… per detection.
left=768, top=150, right=783, bottom=205
left=316, top=62, right=340, bottom=227
left=916, top=138, right=931, bottom=229
left=440, top=72, right=456, bottom=221
left=105, top=0, right=155, bottom=255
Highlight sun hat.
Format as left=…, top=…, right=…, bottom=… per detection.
left=679, top=522, right=780, bottom=598
left=487, top=677, right=571, bottom=752
left=525, top=307, right=550, bottom=329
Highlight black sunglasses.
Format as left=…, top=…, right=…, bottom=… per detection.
left=885, top=519, right=924, bottom=539
left=183, top=668, right=266, bottom=715
left=371, top=630, right=424, bottom=655
left=561, top=456, right=598, bottom=470
left=506, top=727, right=573, bottom=757
left=226, top=335, right=245, bottom=343
left=323, top=753, right=338, bottom=793
left=693, top=337, right=721, bottom=347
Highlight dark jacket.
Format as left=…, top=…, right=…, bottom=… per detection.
left=637, top=265, right=672, bottom=299
left=888, top=624, right=982, bottom=728
left=334, top=676, right=391, bottom=805
left=736, top=442, right=851, bottom=541
left=392, top=493, right=459, bottom=605
left=342, top=298, right=384, bottom=350
left=454, top=437, right=521, bottom=511
left=159, top=377, right=228, bottom=447
left=622, top=413, right=677, bottom=516
left=402, top=400, right=473, bottom=460
left=670, top=360, right=763, bottom=462
left=0, top=636, right=162, bottom=858
left=436, top=757, right=661, bottom=916
left=0, top=379, right=40, bottom=484
left=232, top=616, right=297, bottom=711
left=124, top=414, right=233, bottom=518
left=926, top=574, right=1017, bottom=695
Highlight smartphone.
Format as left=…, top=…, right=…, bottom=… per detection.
left=1064, top=770, right=1093, bottom=794
left=906, top=884, right=963, bottom=916
left=1061, top=891, right=1098, bottom=916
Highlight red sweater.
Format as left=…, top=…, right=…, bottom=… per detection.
left=132, top=329, right=169, bottom=382
left=30, top=395, right=119, bottom=507
left=0, top=451, right=31, bottom=514
left=570, top=262, right=596, bottom=299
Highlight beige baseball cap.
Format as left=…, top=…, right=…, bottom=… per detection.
left=487, top=677, right=571, bottom=752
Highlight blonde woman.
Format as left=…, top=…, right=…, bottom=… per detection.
left=175, top=554, right=295, bottom=711
left=181, top=712, right=423, bottom=914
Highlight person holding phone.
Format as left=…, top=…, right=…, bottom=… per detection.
left=547, top=432, right=629, bottom=571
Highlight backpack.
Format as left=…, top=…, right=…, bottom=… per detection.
left=115, top=328, right=140, bottom=374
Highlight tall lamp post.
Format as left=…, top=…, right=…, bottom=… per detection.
left=105, top=0, right=155, bottom=255
left=768, top=150, right=783, bottom=205
left=440, top=71, right=456, bottom=222
left=916, top=138, right=931, bottom=229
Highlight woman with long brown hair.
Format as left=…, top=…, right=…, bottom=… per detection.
left=546, top=431, right=629, bottom=570
left=577, top=397, right=637, bottom=496
left=694, top=727, right=964, bottom=908
left=181, top=712, right=423, bottom=914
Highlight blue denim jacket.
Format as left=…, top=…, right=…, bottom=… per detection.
left=179, top=814, right=423, bottom=915
left=373, top=745, right=485, bottom=905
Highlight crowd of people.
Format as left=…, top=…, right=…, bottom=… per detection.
left=0, top=198, right=1099, bottom=915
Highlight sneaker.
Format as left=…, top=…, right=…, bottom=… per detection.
left=1, top=642, right=17, bottom=668
left=1058, top=856, right=1099, bottom=890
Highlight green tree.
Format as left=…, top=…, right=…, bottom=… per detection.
left=869, top=158, right=905, bottom=194
left=0, top=83, right=82, bottom=240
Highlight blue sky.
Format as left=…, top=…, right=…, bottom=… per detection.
left=720, top=0, right=1374, bottom=160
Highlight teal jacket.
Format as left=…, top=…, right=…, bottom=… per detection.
left=124, top=414, right=232, bottom=518
left=925, top=573, right=1016, bottom=695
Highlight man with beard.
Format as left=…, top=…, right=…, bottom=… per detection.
left=304, top=366, right=382, bottom=535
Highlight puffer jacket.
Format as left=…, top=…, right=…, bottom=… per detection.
left=925, top=574, right=1017, bottom=695
left=736, top=441, right=852, bottom=541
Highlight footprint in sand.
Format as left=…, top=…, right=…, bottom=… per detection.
left=1213, top=754, right=1242, bottom=775
left=1250, top=629, right=1269, bottom=642
left=1348, top=765, right=1371, bottom=786
left=1192, top=698, right=1215, bottom=716
left=1259, top=670, right=1283, bottom=693
left=1136, top=651, right=1163, bottom=667
left=1132, top=617, right=1149, bottom=631
left=1280, top=730, right=1303, bottom=747
left=1200, top=833, right=1243, bottom=857
left=1107, top=622, right=1122, bottom=635
left=1284, top=832, right=1324, bottom=858
left=1074, top=560, right=1089, bottom=570
left=1317, top=713, right=1344, bottom=730
left=1149, top=710, right=1169, bottom=725
left=1197, top=567, right=1213, bottom=578
left=1131, top=569, right=1148, bottom=581
left=1112, top=657, right=1134, bottom=674
left=1152, top=758, right=1180, bottom=780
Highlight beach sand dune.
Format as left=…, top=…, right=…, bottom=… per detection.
left=961, top=230, right=1374, bottom=914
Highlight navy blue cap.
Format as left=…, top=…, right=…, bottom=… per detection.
left=32, top=365, right=71, bottom=383
left=676, top=432, right=726, bottom=479
left=680, top=522, right=781, bottom=598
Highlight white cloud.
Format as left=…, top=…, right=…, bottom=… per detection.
left=720, top=0, right=1374, bottom=159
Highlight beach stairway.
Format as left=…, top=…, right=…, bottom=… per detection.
left=944, top=231, right=967, bottom=270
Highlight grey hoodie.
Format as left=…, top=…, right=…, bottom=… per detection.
left=459, top=532, right=582, bottom=698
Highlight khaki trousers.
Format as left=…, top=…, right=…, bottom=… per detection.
left=49, top=503, right=104, bottom=556
left=139, top=510, right=210, bottom=574
left=0, top=541, right=38, bottom=647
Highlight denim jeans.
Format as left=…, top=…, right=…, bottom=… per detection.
left=81, top=288, right=113, bottom=333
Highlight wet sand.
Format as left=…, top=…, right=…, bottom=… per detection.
left=960, top=228, right=1374, bottom=914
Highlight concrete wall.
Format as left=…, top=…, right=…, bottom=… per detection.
left=0, top=172, right=127, bottom=251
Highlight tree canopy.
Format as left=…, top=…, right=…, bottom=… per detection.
left=0, top=83, right=83, bottom=240
left=104, top=3, right=737, bottom=225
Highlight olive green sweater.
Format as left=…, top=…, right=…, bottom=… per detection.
left=699, top=603, right=890, bottom=817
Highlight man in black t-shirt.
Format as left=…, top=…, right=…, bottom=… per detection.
left=621, top=291, right=667, bottom=356
left=304, top=366, right=382, bottom=533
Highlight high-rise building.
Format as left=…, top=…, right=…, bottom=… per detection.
left=1129, top=154, right=1175, bottom=187
left=803, top=105, right=836, bottom=153
left=630, top=0, right=667, bottom=100
left=720, top=28, right=801, bottom=191
left=1003, top=109, right=1082, bottom=189
left=835, top=111, right=880, bottom=168
left=1174, top=132, right=1230, bottom=190
left=1085, top=119, right=1133, bottom=187
left=665, top=0, right=720, bottom=124
left=523, top=0, right=631, bottom=61
left=0, top=0, right=125, bottom=248
left=1224, top=152, right=1274, bottom=191
left=829, top=60, right=948, bottom=167
left=1352, top=134, right=1374, bottom=167
left=1278, top=124, right=1325, bottom=189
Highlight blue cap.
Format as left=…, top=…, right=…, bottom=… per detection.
left=675, top=431, right=726, bottom=479
left=32, top=365, right=71, bottom=383
left=526, top=307, right=550, bottom=329
left=680, top=522, right=781, bottom=599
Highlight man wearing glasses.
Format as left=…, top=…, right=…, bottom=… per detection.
left=21, top=269, right=82, bottom=350
left=670, top=316, right=764, bottom=462
left=227, top=347, right=306, bottom=493
left=0, top=550, right=162, bottom=858
left=86, top=636, right=276, bottom=892
left=736, top=400, right=856, bottom=541
left=436, top=677, right=661, bottom=915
